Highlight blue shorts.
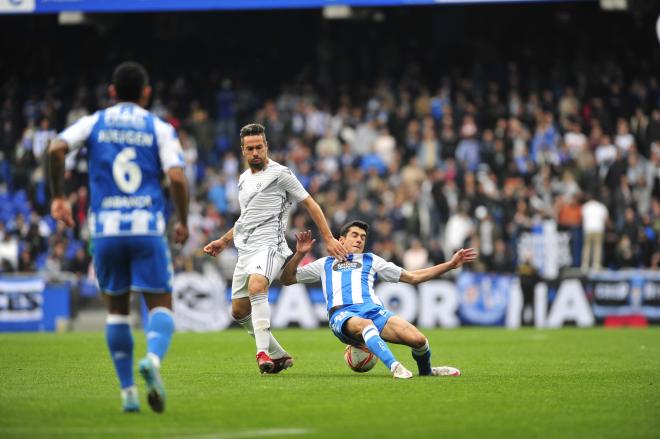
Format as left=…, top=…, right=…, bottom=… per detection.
left=92, top=235, right=173, bottom=295
left=328, top=303, right=394, bottom=346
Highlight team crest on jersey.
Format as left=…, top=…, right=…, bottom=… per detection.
left=333, top=261, right=362, bottom=272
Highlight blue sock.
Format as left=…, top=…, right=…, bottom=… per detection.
left=146, top=307, right=175, bottom=362
left=411, top=339, right=432, bottom=376
left=106, top=315, right=134, bottom=389
left=362, top=324, right=396, bottom=370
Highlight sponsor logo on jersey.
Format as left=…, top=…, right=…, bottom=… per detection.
left=333, top=261, right=362, bottom=272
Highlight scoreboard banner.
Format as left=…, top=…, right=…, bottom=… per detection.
left=0, top=0, right=589, bottom=14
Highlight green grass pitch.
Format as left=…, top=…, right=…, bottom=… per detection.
left=0, top=328, right=658, bottom=439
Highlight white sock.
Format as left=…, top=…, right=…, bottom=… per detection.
left=248, top=293, right=271, bottom=354
left=236, top=313, right=287, bottom=358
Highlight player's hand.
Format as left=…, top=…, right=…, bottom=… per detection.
left=50, top=197, right=74, bottom=228
left=173, top=222, right=189, bottom=244
left=295, top=230, right=316, bottom=254
left=326, top=237, right=348, bottom=261
left=450, top=248, right=479, bottom=269
left=203, top=238, right=229, bottom=257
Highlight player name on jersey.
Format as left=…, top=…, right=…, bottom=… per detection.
left=97, top=129, right=154, bottom=147
left=101, top=195, right=153, bottom=209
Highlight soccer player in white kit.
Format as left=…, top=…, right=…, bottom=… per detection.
left=280, top=221, right=477, bottom=379
left=203, top=123, right=347, bottom=373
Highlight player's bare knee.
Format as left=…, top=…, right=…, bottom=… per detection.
left=411, top=335, right=428, bottom=349
left=247, top=275, right=269, bottom=295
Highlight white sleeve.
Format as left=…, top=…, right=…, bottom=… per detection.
left=371, top=253, right=403, bottom=282
left=58, top=113, right=99, bottom=152
left=154, top=118, right=185, bottom=171
left=296, top=258, right=326, bottom=284
left=278, top=167, right=309, bottom=202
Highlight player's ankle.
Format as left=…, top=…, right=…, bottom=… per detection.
left=147, top=352, right=161, bottom=369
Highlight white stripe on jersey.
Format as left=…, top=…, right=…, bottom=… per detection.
left=295, top=252, right=403, bottom=312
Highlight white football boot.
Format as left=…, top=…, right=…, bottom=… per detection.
left=431, top=366, right=461, bottom=377
left=391, top=362, right=414, bottom=379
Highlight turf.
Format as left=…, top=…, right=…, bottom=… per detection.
left=0, top=328, right=658, bottom=439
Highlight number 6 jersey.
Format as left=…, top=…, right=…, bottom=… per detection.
left=58, top=102, right=185, bottom=238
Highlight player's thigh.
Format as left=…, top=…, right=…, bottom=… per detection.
left=329, top=307, right=365, bottom=345
left=380, top=315, right=427, bottom=348
left=243, top=248, right=285, bottom=294
left=103, top=292, right=131, bottom=315
left=343, top=316, right=374, bottom=340
left=143, top=292, right=172, bottom=311
left=129, top=236, right=173, bottom=293
left=92, top=237, right=130, bottom=294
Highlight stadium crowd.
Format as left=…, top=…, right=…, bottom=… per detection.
left=1, top=5, right=659, bottom=284
left=1, top=59, right=659, bottom=285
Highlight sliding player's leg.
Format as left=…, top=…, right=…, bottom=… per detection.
left=380, top=316, right=460, bottom=377
left=332, top=305, right=412, bottom=379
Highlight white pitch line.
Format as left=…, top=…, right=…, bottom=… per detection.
left=158, top=428, right=313, bottom=439
left=0, top=427, right=314, bottom=438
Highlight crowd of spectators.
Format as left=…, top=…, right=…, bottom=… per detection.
left=1, top=6, right=659, bottom=286
left=1, top=59, right=659, bottom=286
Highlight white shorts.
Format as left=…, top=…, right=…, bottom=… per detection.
left=231, top=248, right=287, bottom=299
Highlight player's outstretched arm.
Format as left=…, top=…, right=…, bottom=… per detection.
left=280, top=230, right=315, bottom=285
left=47, top=139, right=74, bottom=228
left=399, top=248, right=479, bottom=285
left=203, top=227, right=234, bottom=257
left=300, top=196, right=347, bottom=261
left=167, top=167, right=189, bottom=244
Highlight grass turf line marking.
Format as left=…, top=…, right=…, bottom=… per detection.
left=0, top=427, right=313, bottom=438
left=159, top=428, right=313, bottom=439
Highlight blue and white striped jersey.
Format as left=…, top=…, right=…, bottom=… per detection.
left=295, top=253, right=403, bottom=312
left=57, top=103, right=185, bottom=238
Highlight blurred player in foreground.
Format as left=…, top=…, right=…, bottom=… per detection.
left=203, top=123, right=347, bottom=374
left=48, top=62, right=189, bottom=412
left=280, top=220, right=477, bottom=379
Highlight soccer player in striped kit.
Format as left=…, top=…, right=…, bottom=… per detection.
left=280, top=221, right=477, bottom=378
left=203, top=123, right=347, bottom=374
left=48, top=62, right=189, bottom=412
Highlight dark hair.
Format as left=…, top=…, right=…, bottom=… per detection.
left=240, top=123, right=267, bottom=146
left=339, top=220, right=370, bottom=237
left=112, top=62, right=149, bottom=102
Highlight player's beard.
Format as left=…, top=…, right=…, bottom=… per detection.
left=249, top=158, right=265, bottom=171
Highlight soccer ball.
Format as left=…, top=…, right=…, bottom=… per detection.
left=344, top=344, right=377, bottom=373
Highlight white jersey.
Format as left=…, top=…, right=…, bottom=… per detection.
left=233, top=160, right=309, bottom=256
left=295, top=253, right=403, bottom=312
